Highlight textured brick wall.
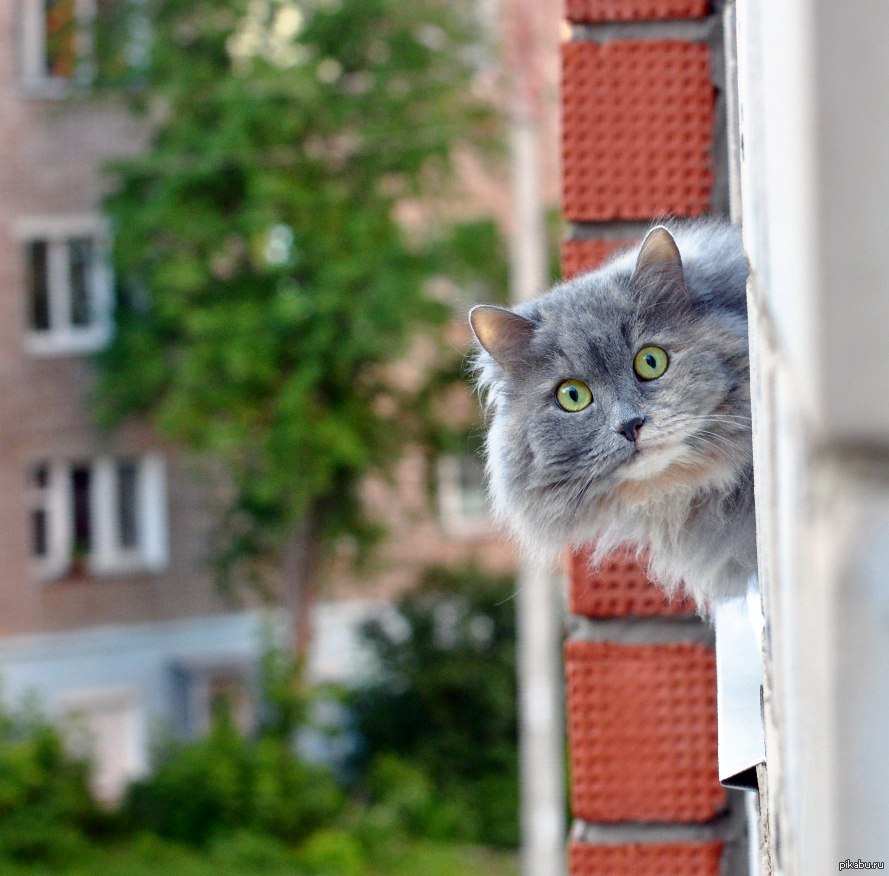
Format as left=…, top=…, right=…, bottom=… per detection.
left=561, top=1, right=748, bottom=872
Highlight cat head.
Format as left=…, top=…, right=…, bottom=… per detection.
left=469, top=225, right=750, bottom=559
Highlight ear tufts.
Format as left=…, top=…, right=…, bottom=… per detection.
left=469, top=305, right=537, bottom=373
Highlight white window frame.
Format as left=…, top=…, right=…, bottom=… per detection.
left=30, top=454, right=169, bottom=580
left=21, top=0, right=97, bottom=94
left=30, top=460, right=74, bottom=580
left=16, top=215, right=113, bottom=357
left=436, top=454, right=490, bottom=537
left=21, top=0, right=150, bottom=97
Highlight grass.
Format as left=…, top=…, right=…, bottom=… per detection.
left=0, top=833, right=519, bottom=876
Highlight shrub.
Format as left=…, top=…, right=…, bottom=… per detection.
left=0, top=699, right=101, bottom=864
left=0, top=668, right=520, bottom=875
left=294, top=829, right=365, bottom=876
left=251, top=735, right=344, bottom=839
left=124, top=713, right=249, bottom=845
left=364, top=754, right=464, bottom=840
left=124, top=707, right=344, bottom=846
left=348, top=565, right=519, bottom=847
left=208, top=830, right=300, bottom=871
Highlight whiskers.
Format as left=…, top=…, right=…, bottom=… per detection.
left=654, top=412, right=753, bottom=467
left=666, top=412, right=752, bottom=429
left=566, top=466, right=601, bottom=517
left=688, top=429, right=753, bottom=464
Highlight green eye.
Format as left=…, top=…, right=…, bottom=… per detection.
left=634, top=345, right=669, bottom=380
left=556, top=379, right=593, bottom=412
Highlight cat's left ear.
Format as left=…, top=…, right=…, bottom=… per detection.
left=631, top=226, right=689, bottom=299
left=469, top=305, right=537, bottom=374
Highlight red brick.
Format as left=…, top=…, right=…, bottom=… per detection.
left=566, top=640, right=725, bottom=822
left=569, top=840, right=722, bottom=876
left=565, top=0, right=709, bottom=23
left=562, top=238, right=633, bottom=278
left=569, top=547, right=697, bottom=617
left=562, top=41, right=714, bottom=221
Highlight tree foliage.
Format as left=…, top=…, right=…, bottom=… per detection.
left=0, top=698, right=101, bottom=865
left=95, top=0, right=497, bottom=587
left=348, top=565, right=519, bottom=846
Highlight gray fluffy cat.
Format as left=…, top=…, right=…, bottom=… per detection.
left=469, top=220, right=754, bottom=610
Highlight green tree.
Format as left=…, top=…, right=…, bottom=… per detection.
left=349, top=565, right=519, bottom=846
left=94, top=0, right=496, bottom=647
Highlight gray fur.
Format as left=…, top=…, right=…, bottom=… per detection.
left=470, top=219, right=754, bottom=611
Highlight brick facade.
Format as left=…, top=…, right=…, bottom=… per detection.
left=561, top=1, right=748, bottom=871
left=0, top=1, right=235, bottom=635
left=561, top=239, right=631, bottom=282
left=568, top=548, right=697, bottom=617
left=565, top=0, right=710, bottom=22
left=562, top=40, right=714, bottom=221
left=566, top=640, right=724, bottom=823
left=569, top=840, right=724, bottom=876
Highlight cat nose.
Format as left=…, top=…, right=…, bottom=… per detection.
left=616, top=416, right=645, bottom=443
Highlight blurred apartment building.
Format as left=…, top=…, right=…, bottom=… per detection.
left=0, top=1, right=275, bottom=802
left=0, top=0, right=558, bottom=800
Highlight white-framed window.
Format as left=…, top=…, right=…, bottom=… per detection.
left=436, top=453, right=490, bottom=536
left=171, top=658, right=256, bottom=737
left=21, top=0, right=93, bottom=91
left=28, top=454, right=169, bottom=579
left=17, top=216, right=113, bottom=356
left=21, top=0, right=150, bottom=95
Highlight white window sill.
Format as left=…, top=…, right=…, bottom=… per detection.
left=90, top=551, right=167, bottom=577
left=33, top=555, right=166, bottom=583
left=25, top=328, right=111, bottom=358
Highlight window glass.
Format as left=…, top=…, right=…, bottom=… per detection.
left=94, top=0, right=148, bottom=82
left=68, top=237, right=94, bottom=327
left=31, top=509, right=48, bottom=558
left=207, top=674, right=254, bottom=735
left=26, top=241, right=50, bottom=331
left=71, top=465, right=92, bottom=556
left=44, top=0, right=77, bottom=80
left=29, top=463, right=51, bottom=559
left=31, top=463, right=49, bottom=490
left=117, top=460, right=139, bottom=550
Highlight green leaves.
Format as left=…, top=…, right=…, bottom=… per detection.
left=94, top=0, right=497, bottom=587
left=348, top=566, right=519, bottom=847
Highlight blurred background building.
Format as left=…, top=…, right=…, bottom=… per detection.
left=0, top=0, right=559, bottom=803
left=0, top=0, right=273, bottom=800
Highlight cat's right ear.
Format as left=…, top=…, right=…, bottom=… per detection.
left=469, top=305, right=537, bottom=373
left=631, top=226, right=689, bottom=301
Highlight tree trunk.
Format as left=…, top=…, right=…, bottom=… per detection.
left=281, top=508, right=323, bottom=662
